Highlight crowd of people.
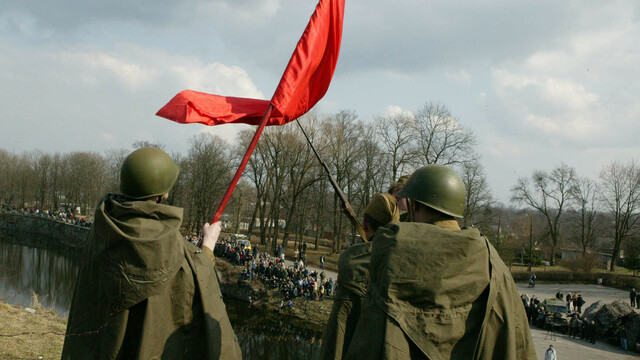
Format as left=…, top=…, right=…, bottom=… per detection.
left=3, top=205, right=92, bottom=228
left=213, top=238, right=335, bottom=304
left=521, top=289, right=640, bottom=353
left=521, top=292, right=596, bottom=343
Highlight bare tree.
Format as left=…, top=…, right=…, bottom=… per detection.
left=32, top=151, right=52, bottom=208
left=104, top=148, right=129, bottom=193
left=322, top=110, right=365, bottom=252
left=411, top=102, right=476, bottom=166
left=599, top=160, right=640, bottom=271
left=511, top=164, right=576, bottom=265
left=280, top=118, right=321, bottom=249
left=48, top=153, right=64, bottom=210
left=459, top=155, right=493, bottom=227
left=0, top=150, right=11, bottom=204
left=182, top=134, right=233, bottom=232
left=374, top=112, right=415, bottom=181
left=569, top=177, right=601, bottom=255
left=355, top=125, right=388, bottom=212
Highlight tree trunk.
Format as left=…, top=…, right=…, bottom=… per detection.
left=610, top=234, right=622, bottom=272
left=550, top=237, right=557, bottom=266
left=248, top=197, right=259, bottom=236
left=281, top=197, right=298, bottom=249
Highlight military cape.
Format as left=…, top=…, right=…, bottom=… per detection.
left=345, top=221, right=536, bottom=360
left=61, top=194, right=241, bottom=359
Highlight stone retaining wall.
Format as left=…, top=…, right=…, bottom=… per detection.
left=0, top=213, right=89, bottom=249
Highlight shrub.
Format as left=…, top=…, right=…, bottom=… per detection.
left=558, top=254, right=597, bottom=273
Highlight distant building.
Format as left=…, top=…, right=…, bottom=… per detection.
left=560, top=237, right=624, bottom=268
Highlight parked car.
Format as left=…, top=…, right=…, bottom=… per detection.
left=237, top=239, right=251, bottom=251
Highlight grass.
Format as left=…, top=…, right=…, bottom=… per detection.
left=0, top=292, right=66, bottom=360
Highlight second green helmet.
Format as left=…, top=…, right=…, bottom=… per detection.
left=120, top=147, right=180, bottom=200
left=397, top=164, right=466, bottom=218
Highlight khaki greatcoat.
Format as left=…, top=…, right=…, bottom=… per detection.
left=344, top=221, right=536, bottom=360
left=320, top=242, right=372, bottom=360
left=61, top=195, right=241, bottom=360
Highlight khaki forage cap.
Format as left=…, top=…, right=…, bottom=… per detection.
left=365, top=193, right=400, bottom=224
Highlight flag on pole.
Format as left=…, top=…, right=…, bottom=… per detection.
left=156, top=0, right=345, bottom=223
left=156, top=0, right=345, bottom=126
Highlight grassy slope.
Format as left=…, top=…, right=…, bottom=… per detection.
left=0, top=301, right=66, bottom=360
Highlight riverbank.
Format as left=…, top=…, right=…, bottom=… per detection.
left=216, top=258, right=333, bottom=332
left=0, top=256, right=333, bottom=360
left=0, top=296, right=66, bottom=360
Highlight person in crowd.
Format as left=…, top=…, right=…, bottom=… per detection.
left=320, top=192, right=400, bottom=360
left=620, top=326, right=628, bottom=350
left=586, top=320, right=597, bottom=344
left=326, top=278, right=334, bottom=296
left=345, top=165, right=536, bottom=359
left=537, top=307, right=547, bottom=328
left=569, top=314, right=579, bottom=338
left=544, top=344, right=557, bottom=360
left=61, top=147, right=241, bottom=359
left=576, top=294, right=585, bottom=314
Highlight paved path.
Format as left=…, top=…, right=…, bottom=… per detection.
left=530, top=327, right=638, bottom=359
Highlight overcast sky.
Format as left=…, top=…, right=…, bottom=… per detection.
left=1, top=0, right=639, bottom=202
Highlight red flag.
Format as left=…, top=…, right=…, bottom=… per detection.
left=156, top=0, right=345, bottom=125
left=270, top=0, right=344, bottom=122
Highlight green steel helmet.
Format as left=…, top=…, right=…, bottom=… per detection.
left=120, top=147, right=180, bottom=199
left=397, top=164, right=466, bottom=218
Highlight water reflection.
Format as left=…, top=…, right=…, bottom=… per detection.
left=229, top=301, right=323, bottom=360
left=0, top=231, right=323, bottom=359
left=0, top=232, right=80, bottom=316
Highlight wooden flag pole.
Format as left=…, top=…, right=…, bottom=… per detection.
left=210, top=104, right=274, bottom=224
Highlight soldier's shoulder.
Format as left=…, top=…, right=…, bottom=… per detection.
left=339, top=242, right=372, bottom=263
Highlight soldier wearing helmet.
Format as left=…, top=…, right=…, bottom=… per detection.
left=321, top=193, right=400, bottom=360
left=345, top=165, right=535, bottom=360
left=388, top=174, right=411, bottom=219
left=62, top=148, right=241, bottom=360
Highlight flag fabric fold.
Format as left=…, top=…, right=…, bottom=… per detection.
left=156, top=0, right=345, bottom=126
left=155, top=90, right=284, bottom=126
left=270, top=0, right=344, bottom=122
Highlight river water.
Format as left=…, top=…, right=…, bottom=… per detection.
left=0, top=232, right=322, bottom=359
